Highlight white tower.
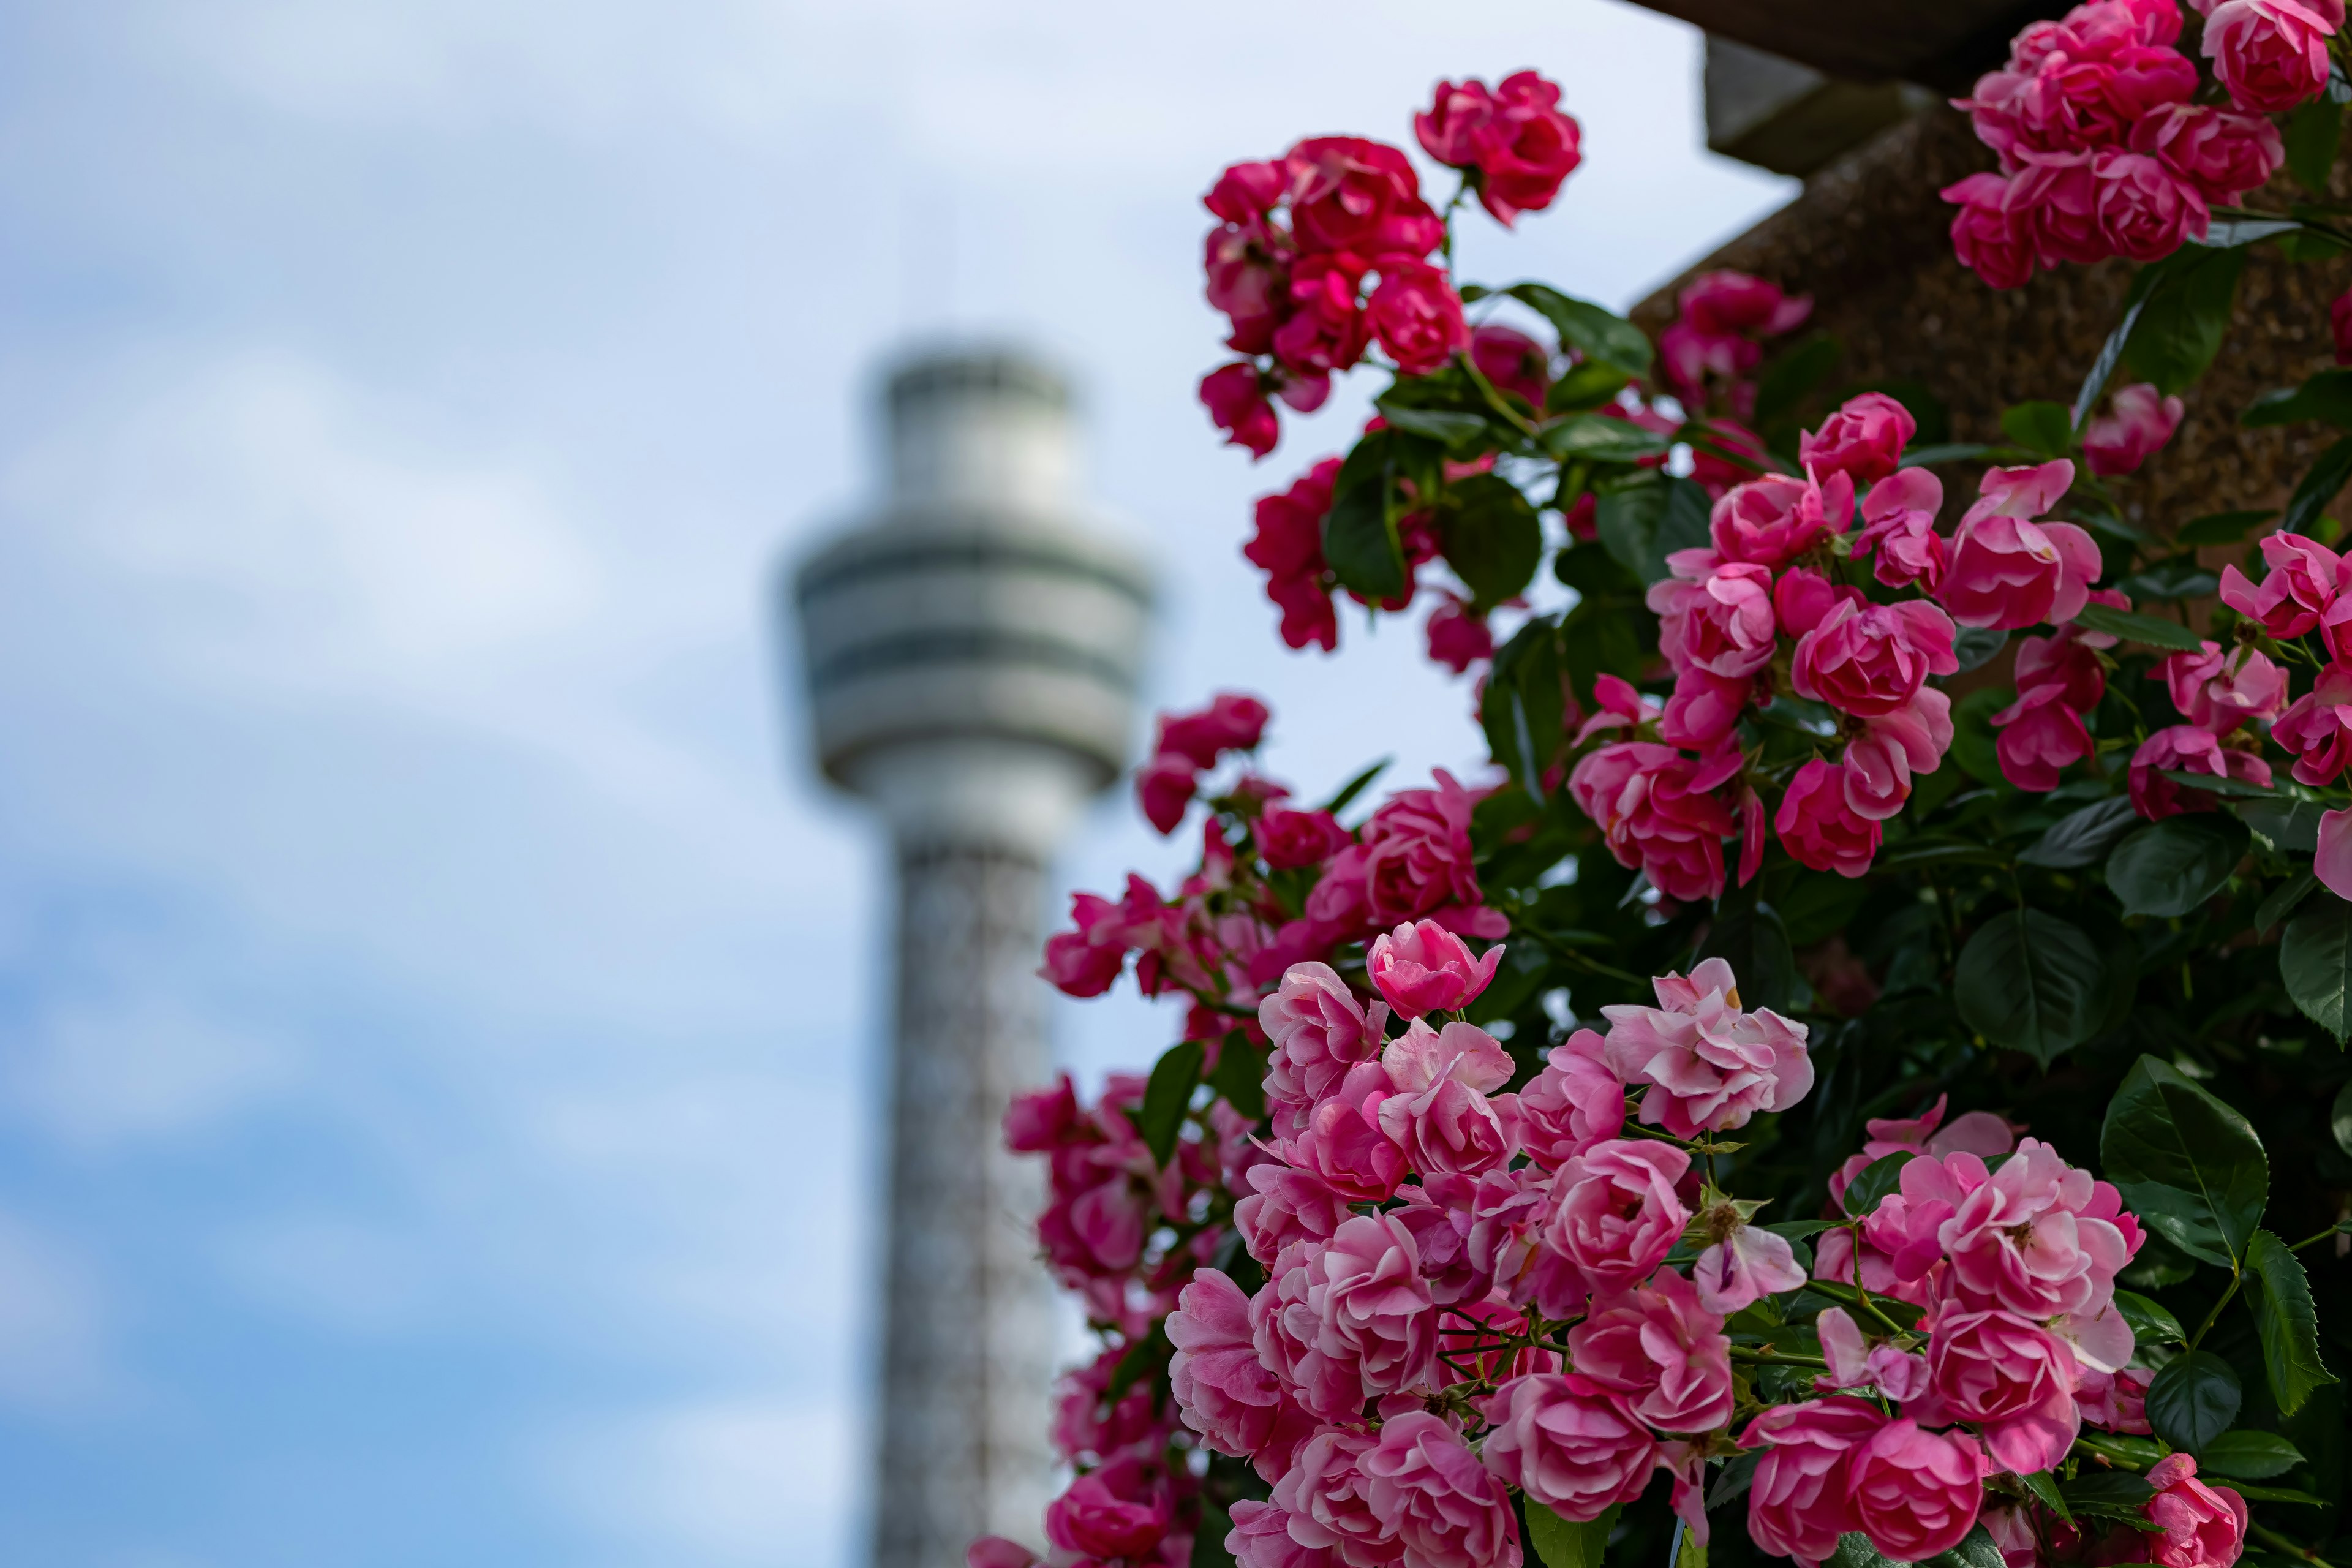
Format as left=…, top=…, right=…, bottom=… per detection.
left=791, top=352, right=1153, bottom=1568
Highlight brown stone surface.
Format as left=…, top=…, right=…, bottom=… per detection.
left=1632, top=106, right=2352, bottom=541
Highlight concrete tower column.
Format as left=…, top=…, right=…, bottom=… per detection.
left=790, top=353, right=1153, bottom=1568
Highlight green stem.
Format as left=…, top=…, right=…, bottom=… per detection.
left=2187, top=1267, right=2244, bottom=1354
left=1729, top=1347, right=1829, bottom=1369
left=2289, top=1223, right=2348, bottom=1253
left=2253, top=1524, right=2335, bottom=1568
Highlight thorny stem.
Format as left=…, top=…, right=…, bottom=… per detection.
left=2254, top=1524, right=2337, bottom=1568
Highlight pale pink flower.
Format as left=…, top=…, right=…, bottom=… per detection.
left=1847, top=1420, right=1986, bottom=1564
left=1261, top=962, right=1389, bottom=1118
left=1542, top=1139, right=1693, bottom=1290
left=2141, top=1454, right=2250, bottom=1568
left=2162, top=641, right=2287, bottom=733
left=1269, top=1425, right=1395, bottom=1568
left=1648, top=560, right=1780, bottom=677
left=1853, top=467, right=1948, bottom=590
left=2321, top=807, right=2352, bottom=903
left=969, top=1537, right=1040, bottom=1568
left=1479, top=1373, right=1659, bottom=1521
left=1237, top=1163, right=1354, bottom=1265
left=1937, top=461, right=2103, bottom=630
left=2084, top=383, right=2185, bottom=476
left=1170, top=1269, right=1316, bottom=1474
left=2078, top=1365, right=2154, bottom=1434
left=1566, top=1268, right=1735, bottom=1432
left=1600, top=958, right=1813, bottom=1137
left=1226, top=1500, right=1336, bottom=1568
left=1254, top=1214, right=1439, bottom=1417
left=1360, top=1412, right=1522, bottom=1568
left=1692, top=1221, right=1809, bottom=1315
left=1827, top=1095, right=2019, bottom=1204
left=1366, top=921, right=1504, bottom=1019
left=1742, top=1397, right=1884, bottom=1564
left=1937, top=1140, right=2141, bottom=1364
left=1377, top=1020, right=1521, bottom=1176
left=1515, top=1029, right=1627, bottom=1169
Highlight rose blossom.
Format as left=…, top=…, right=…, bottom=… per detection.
left=1284, top=137, right=1442, bottom=259
left=2078, top=1365, right=2154, bottom=1433
left=1367, top=921, right=1504, bottom=1019
left=2163, top=641, right=2286, bottom=733
left=1649, top=559, right=1779, bottom=677
left=1799, top=391, right=1917, bottom=486
left=2204, top=0, right=2337, bottom=113
left=1774, top=567, right=1844, bottom=638
left=1911, top=1305, right=2081, bottom=1474
left=1246, top=459, right=1341, bottom=650
left=1776, top=759, right=1882, bottom=877
left=1847, top=1420, right=1986, bottom=1563
left=1469, top=72, right=1584, bottom=225
left=1254, top=1214, right=1438, bottom=1417
left=1259, top=807, right=1352, bottom=872
left=1814, top=1306, right=1931, bottom=1401
left=1938, top=1140, right=2142, bottom=1368
left=1360, top=1412, right=1523, bottom=1568
left=1657, top=667, right=1754, bottom=750
left=1600, top=957, right=1814, bottom=1137
left=1993, top=681, right=2095, bottom=791
left=1424, top=595, right=1493, bottom=674
left=1542, top=1138, right=1692, bottom=1289
left=1515, top=1029, right=1627, bottom=1167
left=1269, top=1425, right=1393, bottom=1566
left=1682, top=270, right=1814, bottom=336
left=1225, top=1501, right=1335, bottom=1568
left=1709, top=470, right=1855, bottom=568
left=1369, top=263, right=1467, bottom=376
left=1567, top=1268, right=1734, bottom=1433
left=1203, top=361, right=1281, bottom=458
left=1938, top=460, right=2103, bottom=629
left=1568, top=742, right=1739, bottom=903
left=1792, top=597, right=1960, bottom=717
left=1377, top=1019, right=1520, bottom=1176
left=2013, top=148, right=2106, bottom=266
left=1469, top=324, right=1550, bottom=406
left=1236, top=1163, right=1352, bottom=1263
left=2140, top=1453, right=2250, bottom=1568
left=1828, top=1093, right=2019, bottom=1204
left=2129, top=725, right=2274, bottom=820
left=1692, top=1218, right=1811, bottom=1315
left=2093, top=148, right=2209, bottom=261
left=1945, top=172, right=2038, bottom=290
left=1169, top=1269, right=1315, bottom=1474
left=1743, top=1397, right=1886, bottom=1564
left=2084, top=383, right=2186, bottom=475
left=1137, top=752, right=1200, bottom=834
left=1306, top=771, right=1504, bottom=939
left=1480, top=1373, right=1659, bottom=1520
left=2275, top=665, right=2352, bottom=785
left=1261, top=962, right=1388, bottom=1114
left=1853, top=467, right=1948, bottom=592
left=2220, top=531, right=2345, bottom=638
left=1046, top=1454, right=1174, bottom=1559
left=2133, top=102, right=2285, bottom=203
left=1159, top=693, right=1271, bottom=767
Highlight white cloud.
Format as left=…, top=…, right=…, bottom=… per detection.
left=2, top=993, right=298, bottom=1152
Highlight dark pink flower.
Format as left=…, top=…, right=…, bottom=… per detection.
left=1792, top=597, right=1959, bottom=718
left=2012, top=149, right=2107, bottom=267
left=1937, top=461, right=2102, bottom=629
left=1542, top=1137, right=1692, bottom=1289
left=1305, top=771, right=1502, bottom=940
left=2139, top=1454, right=2250, bottom=1568
left=1471, top=72, right=1584, bottom=225
left=1254, top=1213, right=1438, bottom=1417
left=2092, top=148, right=2209, bottom=262
left=1360, top=1412, right=1523, bottom=1568
left=2204, top=0, right=2337, bottom=113
left=2274, top=665, right=2352, bottom=785
left=1204, top=361, right=1281, bottom=458
left=2129, top=724, right=2274, bottom=818
left=1258, top=807, right=1351, bottom=872
left=1469, top=324, right=1550, bottom=406
left=2078, top=1365, right=2154, bottom=1434
left=1169, top=1269, right=1316, bottom=1473
left=1992, top=682, right=2094, bottom=791
left=1800, top=392, right=1917, bottom=486
left=1284, top=137, right=1442, bottom=260
left=1268, top=1426, right=1393, bottom=1566
left=1743, top=1397, right=1885, bottom=1564
left=1567, top=1268, right=1735, bottom=1432
left=1847, top=1420, right=1986, bottom=1563
left=2133, top=103, right=2284, bottom=204
left=2218, top=530, right=2344, bottom=639
left=1945, top=173, right=2038, bottom=290
left=2162, top=641, right=2286, bottom=733
left=1367, top=921, right=1504, bottom=1019
left=1415, top=78, right=1494, bottom=167
left=1480, top=1373, right=1659, bottom=1521
left=1369, top=262, right=1466, bottom=375
left=1854, top=467, right=1950, bottom=590
left=1159, top=693, right=1270, bottom=769
left=1776, top=759, right=1882, bottom=878
left=2085, top=383, right=2185, bottom=475
left=969, top=1536, right=1039, bottom=1568
left=1424, top=595, right=1493, bottom=674
left=1515, top=1029, right=1626, bottom=1168
left=1682, top=271, right=1813, bottom=336
left=1648, top=559, right=1779, bottom=678
left=1709, top=470, right=1855, bottom=568
left=1569, top=743, right=1738, bottom=904
left=1138, top=752, right=1200, bottom=834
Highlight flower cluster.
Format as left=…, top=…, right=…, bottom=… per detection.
left=1945, top=0, right=2297, bottom=289
left=1414, top=73, right=1584, bottom=228
left=1137, top=693, right=1275, bottom=835
left=1656, top=271, right=1813, bottom=422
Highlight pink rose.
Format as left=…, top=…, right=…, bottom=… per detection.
left=1261, top=962, right=1388, bottom=1114
left=1542, top=1138, right=1693, bottom=1289
left=1814, top=1306, right=1931, bottom=1401
left=1247, top=459, right=1340, bottom=650
left=1368, top=921, right=1504, bottom=1019
left=1269, top=1425, right=1394, bottom=1566
left=1138, top=752, right=1200, bottom=834
left=1480, top=1373, right=1659, bottom=1520
left=1709, top=470, right=1856, bottom=568
left=1847, top=1420, right=1986, bottom=1563
left=1938, top=461, right=2103, bottom=629
left=1937, top=1140, right=2141, bottom=1362
left=2018, top=620, right=2109, bottom=707
left=2013, top=149, right=2106, bottom=266
left=1056, top=1343, right=1166, bottom=1464
left=1843, top=691, right=1955, bottom=820
left=2133, top=103, right=2284, bottom=204
left=1773, top=567, right=1845, bottom=638
left=1284, top=137, right=1442, bottom=260
left=1424, top=594, right=1493, bottom=674
left=2275, top=665, right=2352, bottom=785
left=1170, top=1270, right=1316, bottom=1474
left=2128, top=725, right=2273, bottom=820
left=1378, top=1019, right=1520, bottom=1176
left=1800, top=392, right=1917, bottom=486
left=2141, top=1454, right=2250, bottom=1568
left=1360, top=1412, right=1523, bottom=1568
left=2162, top=641, right=2286, bottom=732
left=1993, top=680, right=2095, bottom=791
left=1566, top=1268, right=1734, bottom=1432
left=1600, top=957, right=1814, bottom=1138
left=1649, top=559, right=1780, bottom=678
left=1237, top=1163, right=1352, bottom=1264
left=2093, top=148, right=2209, bottom=262
left=2085, top=383, right=2186, bottom=476
left=1259, top=807, right=1352, bottom=872
left=1569, top=742, right=1738, bottom=905
left=2078, top=1365, right=2154, bottom=1433
left=1204, top=361, right=1281, bottom=459
left=1776, top=759, right=1882, bottom=878
left=1415, top=79, right=1494, bottom=167
left=1657, top=667, right=1754, bottom=750
left=1469, top=72, right=1583, bottom=226
left=1944, top=173, right=2038, bottom=290
left=1160, top=693, right=1272, bottom=768
left=1854, top=467, right=1950, bottom=590
left=2317, top=804, right=2352, bottom=903
left=1255, top=1214, right=1438, bottom=1417
left=1046, top=1454, right=1174, bottom=1560
left=1225, top=1501, right=1336, bottom=1568
left=1280, top=1067, right=1409, bottom=1202
left=1682, top=271, right=1814, bottom=336
left=1743, top=1397, right=1885, bottom=1563
left=1827, top=1094, right=2020, bottom=1205
left=1468, top=323, right=1550, bottom=407
left=1912, top=1305, right=2081, bottom=1474
left=1692, top=1221, right=1811, bottom=1316
left=1516, top=1029, right=1627, bottom=1168
left=2220, top=532, right=2345, bottom=639
left=1369, top=262, right=1467, bottom=377
left=1306, top=771, right=1503, bottom=939
left=1792, top=597, right=1961, bottom=717
left=2204, top=0, right=2337, bottom=113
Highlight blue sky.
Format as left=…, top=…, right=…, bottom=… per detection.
left=0, top=3, right=1789, bottom=1563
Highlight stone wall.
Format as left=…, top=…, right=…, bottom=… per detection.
left=1633, top=106, right=2352, bottom=536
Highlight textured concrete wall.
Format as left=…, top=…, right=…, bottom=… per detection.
left=1634, top=106, right=2352, bottom=537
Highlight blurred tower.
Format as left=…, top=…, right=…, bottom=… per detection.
left=790, top=351, right=1153, bottom=1568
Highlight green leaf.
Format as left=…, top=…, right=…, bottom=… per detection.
left=1318, top=758, right=1389, bottom=816
left=1901, top=442, right=1996, bottom=468
left=2059, top=1471, right=2157, bottom=1513
left=1951, top=625, right=2008, bottom=674
left=2071, top=601, right=2210, bottom=652
left=1483, top=618, right=1565, bottom=799
left=1543, top=413, right=1669, bottom=464
left=1592, top=474, right=1708, bottom=586
left=2124, top=244, right=2248, bottom=396
left=2247, top=1228, right=2339, bottom=1416
left=2230, top=1483, right=2330, bottom=1504
left=1842, top=1150, right=1917, bottom=1217
left=2256, top=870, right=2318, bottom=933
left=2021, top=796, right=2141, bottom=869
left=2147, top=1349, right=2244, bottom=1455
left=1546, top=361, right=1630, bottom=413
left=2020, top=1469, right=2073, bottom=1525
left=1193, top=1499, right=1237, bottom=1568
left=1950, top=685, right=2011, bottom=787
left=2199, top=1430, right=2308, bottom=1481
left=2283, top=434, right=2352, bottom=538
left=1322, top=437, right=1405, bottom=600
left=2244, top=369, right=2352, bottom=429
left=2282, top=896, right=2352, bottom=1042
left=1441, top=473, right=1543, bottom=608
left=1673, top=1519, right=1706, bottom=1568
left=1524, top=1498, right=1619, bottom=1568
left=2287, top=94, right=2344, bottom=194
left=1828, top=1525, right=2004, bottom=1568
left=2176, top=510, right=2275, bottom=546
left=2002, top=401, right=2078, bottom=457
left=1954, top=909, right=2107, bottom=1065
left=2121, top=559, right=2221, bottom=601
left=2101, top=1055, right=2269, bottom=1268
left=2105, top=814, right=2251, bottom=918
left=1697, top=895, right=1795, bottom=1015
left=1375, top=404, right=1490, bottom=446
left=2154, top=769, right=2277, bottom=801
left=1506, top=284, right=1654, bottom=377
left=1137, top=1038, right=1204, bottom=1168
left=2114, top=1288, right=2187, bottom=1346
left=1207, top=1033, right=1267, bottom=1122
left=1754, top=333, right=1843, bottom=429
left=2242, top=799, right=2326, bottom=854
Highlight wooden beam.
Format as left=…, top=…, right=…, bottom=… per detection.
left=1624, top=0, right=2072, bottom=92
